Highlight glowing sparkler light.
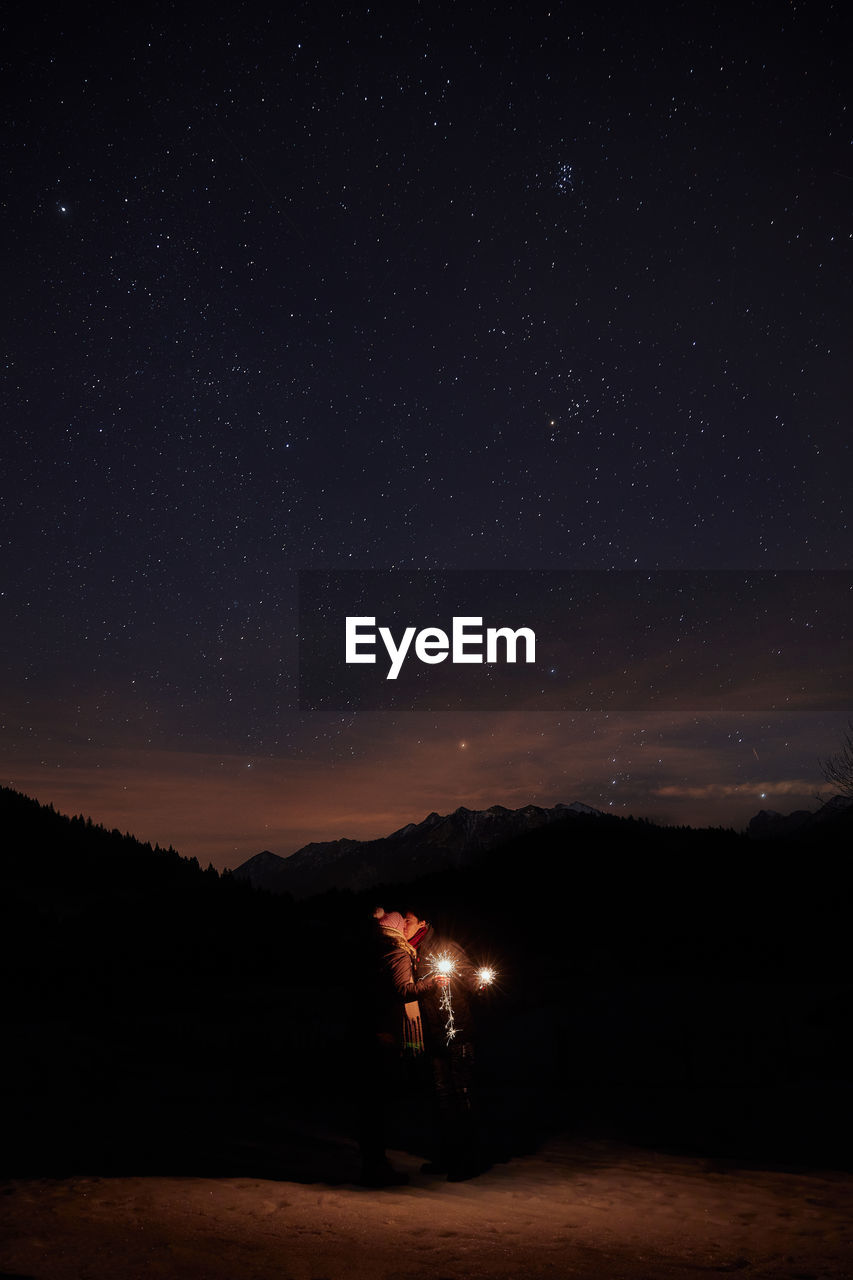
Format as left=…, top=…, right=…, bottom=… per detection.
left=476, top=966, right=495, bottom=986
left=429, top=952, right=458, bottom=1043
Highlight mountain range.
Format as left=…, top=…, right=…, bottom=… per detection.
left=746, top=792, right=853, bottom=839
left=233, top=792, right=853, bottom=899
left=231, top=800, right=603, bottom=898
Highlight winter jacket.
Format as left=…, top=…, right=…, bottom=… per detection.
left=366, top=923, right=435, bottom=1053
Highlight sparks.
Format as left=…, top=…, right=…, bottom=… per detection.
left=429, top=952, right=458, bottom=1042
left=439, top=981, right=457, bottom=1042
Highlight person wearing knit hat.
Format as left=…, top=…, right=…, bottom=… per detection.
left=377, top=910, right=406, bottom=936
left=356, top=905, right=442, bottom=1187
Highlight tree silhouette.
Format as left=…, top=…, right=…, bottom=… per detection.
left=820, top=723, right=853, bottom=798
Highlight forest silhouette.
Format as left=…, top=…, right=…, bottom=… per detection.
left=2, top=785, right=850, bottom=1180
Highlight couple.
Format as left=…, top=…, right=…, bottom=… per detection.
left=372, top=907, right=448, bottom=1056
left=359, top=907, right=487, bottom=1186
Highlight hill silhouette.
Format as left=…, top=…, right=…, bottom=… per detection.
left=2, top=786, right=851, bottom=1177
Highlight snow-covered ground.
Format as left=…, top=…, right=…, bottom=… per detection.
left=3, top=1135, right=851, bottom=1279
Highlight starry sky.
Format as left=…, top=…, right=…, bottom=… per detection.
left=2, top=2, right=850, bottom=867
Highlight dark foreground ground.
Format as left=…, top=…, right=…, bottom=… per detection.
left=2, top=1079, right=852, bottom=1280
left=2, top=1121, right=851, bottom=1280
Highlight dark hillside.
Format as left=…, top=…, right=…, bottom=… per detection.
left=2, top=787, right=850, bottom=1178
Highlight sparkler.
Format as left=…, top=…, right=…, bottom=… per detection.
left=430, top=953, right=458, bottom=1043
left=427, top=953, right=498, bottom=1043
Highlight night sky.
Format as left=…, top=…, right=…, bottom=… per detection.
left=2, top=2, right=850, bottom=867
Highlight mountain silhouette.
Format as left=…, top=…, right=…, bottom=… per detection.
left=747, top=793, right=852, bottom=840
left=232, top=800, right=603, bottom=897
